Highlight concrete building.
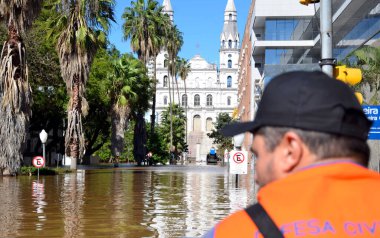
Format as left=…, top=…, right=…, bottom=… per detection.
left=154, top=0, right=240, bottom=162
left=236, top=0, right=380, bottom=152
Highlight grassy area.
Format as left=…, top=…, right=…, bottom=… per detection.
left=19, top=166, right=73, bottom=176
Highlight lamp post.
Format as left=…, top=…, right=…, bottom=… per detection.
left=39, top=129, right=48, bottom=167
left=233, top=133, right=245, bottom=187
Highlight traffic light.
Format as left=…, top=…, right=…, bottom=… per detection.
left=334, top=66, right=362, bottom=85
left=334, top=65, right=363, bottom=104
left=299, top=0, right=320, bottom=6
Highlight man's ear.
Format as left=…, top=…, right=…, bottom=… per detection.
left=278, top=131, right=303, bottom=173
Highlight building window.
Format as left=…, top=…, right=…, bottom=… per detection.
left=227, top=96, right=231, bottom=105
left=194, top=94, right=200, bottom=106
left=182, top=94, right=187, bottom=106
left=206, top=118, right=213, bottom=131
left=229, top=14, right=232, bottom=21
left=206, top=94, right=213, bottom=106
left=235, top=40, right=238, bottom=48
left=164, top=96, right=168, bottom=105
left=228, top=54, right=232, bottom=58
left=222, top=40, right=225, bottom=47
left=193, top=115, right=201, bottom=132
left=228, top=60, right=232, bottom=68
left=164, top=59, right=168, bottom=68
left=228, top=40, right=232, bottom=48
left=163, top=76, right=168, bottom=87
left=227, top=76, right=232, bottom=88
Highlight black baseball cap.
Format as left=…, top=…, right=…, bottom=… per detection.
left=221, top=71, right=372, bottom=141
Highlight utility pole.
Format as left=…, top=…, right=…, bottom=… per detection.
left=320, top=0, right=334, bottom=77
left=300, top=0, right=335, bottom=77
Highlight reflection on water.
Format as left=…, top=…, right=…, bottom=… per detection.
left=0, top=166, right=257, bottom=238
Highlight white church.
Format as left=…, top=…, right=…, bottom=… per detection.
left=153, top=0, right=240, bottom=162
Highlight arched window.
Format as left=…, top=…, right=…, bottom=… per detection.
left=229, top=14, right=232, bottom=21
left=182, top=94, right=187, bottom=106
left=206, top=94, right=213, bottom=106
left=227, top=96, right=231, bottom=105
left=227, top=76, right=232, bottom=88
left=206, top=118, right=213, bottom=131
left=163, top=76, right=168, bottom=87
left=228, top=40, right=232, bottom=48
left=164, top=59, right=168, bottom=68
left=193, top=115, right=201, bottom=132
left=228, top=60, right=232, bottom=68
left=164, top=96, right=168, bottom=105
left=222, top=40, right=225, bottom=47
left=194, top=94, right=200, bottom=106
left=235, top=40, right=238, bottom=48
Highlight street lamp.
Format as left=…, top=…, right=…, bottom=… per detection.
left=39, top=129, right=48, bottom=167
left=233, top=133, right=245, bottom=150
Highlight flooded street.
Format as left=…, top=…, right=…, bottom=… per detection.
left=0, top=165, right=257, bottom=238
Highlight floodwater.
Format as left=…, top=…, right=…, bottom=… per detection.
left=0, top=165, right=257, bottom=238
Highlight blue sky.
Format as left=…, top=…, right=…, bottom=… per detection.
left=108, top=0, right=251, bottom=64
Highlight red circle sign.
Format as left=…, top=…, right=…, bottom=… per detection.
left=233, top=152, right=245, bottom=164
left=32, top=156, right=45, bottom=168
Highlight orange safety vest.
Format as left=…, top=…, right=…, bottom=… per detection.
left=206, top=161, right=380, bottom=238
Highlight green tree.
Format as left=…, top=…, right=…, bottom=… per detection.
left=159, top=104, right=186, bottom=155
left=347, top=46, right=380, bottom=105
left=0, top=0, right=43, bottom=175
left=207, top=113, right=234, bottom=157
left=84, top=47, right=115, bottom=162
left=45, top=0, right=115, bottom=169
left=177, top=57, right=191, bottom=142
left=122, top=0, right=171, bottom=136
left=108, top=53, right=151, bottom=160
left=26, top=16, right=67, bottom=162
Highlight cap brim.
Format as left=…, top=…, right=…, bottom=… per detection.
left=220, top=121, right=258, bottom=137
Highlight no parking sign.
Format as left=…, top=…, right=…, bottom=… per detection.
left=229, top=150, right=248, bottom=174
left=32, top=156, right=45, bottom=168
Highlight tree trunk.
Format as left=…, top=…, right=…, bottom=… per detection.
left=66, top=74, right=84, bottom=170
left=0, top=23, right=31, bottom=175
left=184, top=81, right=188, bottom=144
left=168, top=68, right=173, bottom=153
left=111, top=104, right=129, bottom=158
left=150, top=57, right=157, bottom=137
left=175, top=76, right=180, bottom=105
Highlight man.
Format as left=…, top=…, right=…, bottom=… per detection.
left=203, top=71, right=380, bottom=238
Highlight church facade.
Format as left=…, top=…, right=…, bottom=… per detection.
left=154, top=0, right=240, bottom=162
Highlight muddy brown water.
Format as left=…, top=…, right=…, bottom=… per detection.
left=0, top=165, right=256, bottom=238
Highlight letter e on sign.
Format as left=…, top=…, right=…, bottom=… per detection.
left=32, top=156, right=45, bottom=168
left=233, top=152, right=245, bottom=164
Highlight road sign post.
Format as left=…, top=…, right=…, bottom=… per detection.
left=229, top=150, right=248, bottom=187
left=33, top=156, right=45, bottom=180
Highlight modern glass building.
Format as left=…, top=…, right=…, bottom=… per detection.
left=249, top=0, right=380, bottom=82
left=236, top=0, right=380, bottom=152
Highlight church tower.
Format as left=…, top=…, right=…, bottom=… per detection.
left=219, top=0, right=240, bottom=89
left=162, top=0, right=174, bottom=22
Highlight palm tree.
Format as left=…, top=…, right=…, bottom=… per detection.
left=165, top=24, right=183, bottom=152
left=122, top=0, right=171, bottom=137
left=0, top=0, right=43, bottom=175
left=46, top=0, right=115, bottom=169
left=177, top=58, right=191, bottom=143
left=108, top=54, right=151, bottom=162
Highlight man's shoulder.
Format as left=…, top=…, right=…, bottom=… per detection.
left=212, top=208, right=258, bottom=237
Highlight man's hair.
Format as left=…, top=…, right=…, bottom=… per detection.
left=256, top=126, right=370, bottom=166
